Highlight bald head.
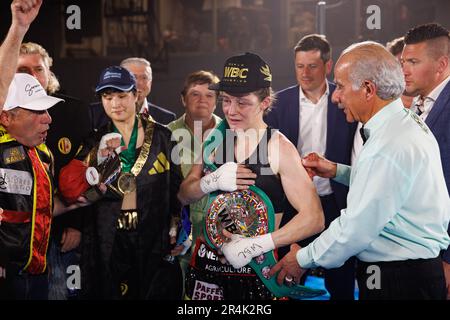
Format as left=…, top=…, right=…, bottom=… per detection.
left=337, top=41, right=405, bottom=100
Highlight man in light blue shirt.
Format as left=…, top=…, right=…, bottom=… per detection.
left=222, top=41, right=450, bottom=300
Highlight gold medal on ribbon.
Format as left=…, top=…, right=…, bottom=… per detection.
left=117, top=172, right=137, bottom=194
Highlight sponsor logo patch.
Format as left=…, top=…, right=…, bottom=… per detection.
left=194, top=242, right=253, bottom=275
left=148, top=152, right=170, bottom=175
left=0, top=168, right=33, bottom=195
left=58, top=137, right=72, bottom=155
left=192, top=280, right=223, bottom=300
left=3, top=146, right=26, bottom=165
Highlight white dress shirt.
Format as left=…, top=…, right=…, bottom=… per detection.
left=297, top=84, right=332, bottom=196
left=139, top=98, right=149, bottom=114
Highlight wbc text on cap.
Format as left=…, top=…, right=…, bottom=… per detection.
left=3, top=73, right=63, bottom=111
left=210, top=52, right=272, bottom=94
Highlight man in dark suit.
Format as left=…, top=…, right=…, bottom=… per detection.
left=265, top=34, right=357, bottom=300
left=90, top=57, right=175, bottom=130
left=402, top=23, right=450, bottom=299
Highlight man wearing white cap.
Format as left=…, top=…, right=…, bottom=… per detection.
left=0, top=0, right=43, bottom=300
left=0, top=73, right=85, bottom=299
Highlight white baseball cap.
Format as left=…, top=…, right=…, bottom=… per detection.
left=3, top=73, right=64, bottom=111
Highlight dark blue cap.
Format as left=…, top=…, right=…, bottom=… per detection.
left=95, top=66, right=136, bottom=93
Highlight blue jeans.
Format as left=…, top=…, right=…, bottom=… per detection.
left=48, top=240, right=81, bottom=300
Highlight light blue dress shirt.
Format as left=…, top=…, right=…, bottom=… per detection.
left=297, top=99, right=450, bottom=269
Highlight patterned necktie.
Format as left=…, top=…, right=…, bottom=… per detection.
left=360, top=125, right=367, bottom=145
left=141, top=107, right=149, bottom=118
left=416, top=96, right=425, bottom=116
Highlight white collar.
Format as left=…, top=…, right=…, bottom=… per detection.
left=299, top=81, right=329, bottom=103
left=427, top=74, right=450, bottom=102
left=139, top=98, right=149, bottom=114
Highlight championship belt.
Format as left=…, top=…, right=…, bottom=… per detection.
left=202, top=120, right=326, bottom=300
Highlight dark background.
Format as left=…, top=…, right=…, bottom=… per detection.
left=1, top=0, right=449, bottom=118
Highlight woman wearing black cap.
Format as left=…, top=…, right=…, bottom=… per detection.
left=178, top=53, right=325, bottom=300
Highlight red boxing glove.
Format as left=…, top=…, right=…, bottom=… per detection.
left=58, top=159, right=91, bottom=204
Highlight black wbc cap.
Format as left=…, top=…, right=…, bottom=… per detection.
left=210, top=52, right=272, bottom=94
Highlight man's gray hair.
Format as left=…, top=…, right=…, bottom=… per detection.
left=120, top=57, right=152, bottom=80
left=342, top=41, right=405, bottom=100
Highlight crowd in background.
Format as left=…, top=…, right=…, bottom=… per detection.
left=0, top=0, right=449, bottom=301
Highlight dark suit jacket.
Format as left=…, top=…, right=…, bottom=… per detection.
left=90, top=100, right=176, bottom=130
left=265, top=82, right=357, bottom=212
left=425, top=81, right=450, bottom=262
left=47, top=94, right=93, bottom=238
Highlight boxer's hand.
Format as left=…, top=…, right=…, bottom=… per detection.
left=221, top=233, right=275, bottom=269
left=200, top=162, right=255, bottom=194
left=97, top=133, right=123, bottom=165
